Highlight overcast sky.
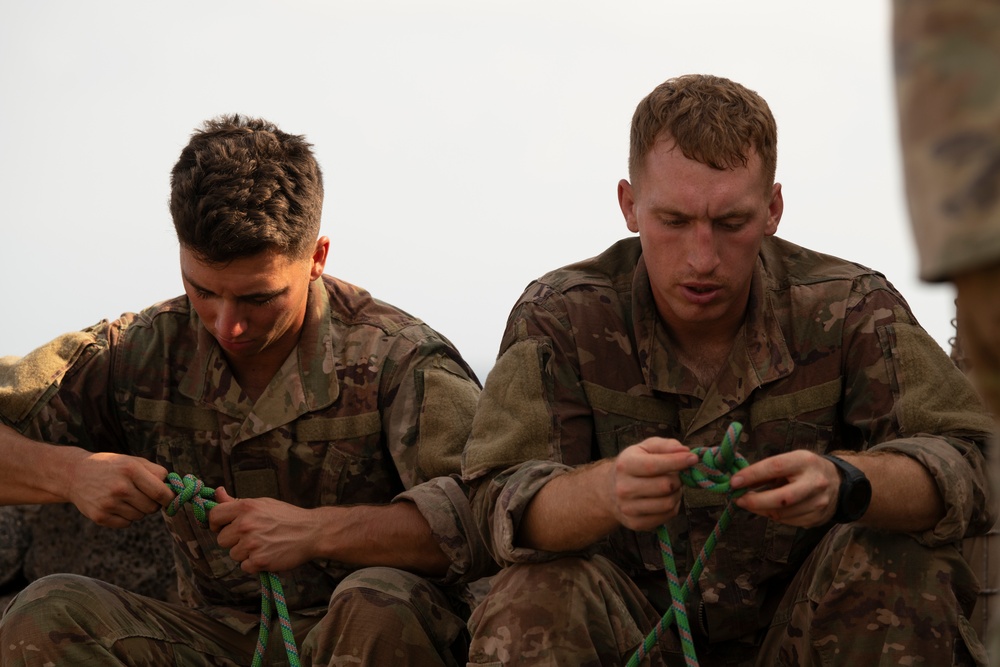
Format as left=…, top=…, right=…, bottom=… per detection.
left=1, top=1, right=955, bottom=381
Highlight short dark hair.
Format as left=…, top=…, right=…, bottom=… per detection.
left=170, top=114, right=324, bottom=263
left=628, top=74, right=777, bottom=190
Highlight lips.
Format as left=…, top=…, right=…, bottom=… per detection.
left=217, top=337, right=254, bottom=353
left=680, top=283, right=722, bottom=305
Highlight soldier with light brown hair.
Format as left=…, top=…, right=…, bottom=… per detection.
left=463, top=73, right=995, bottom=666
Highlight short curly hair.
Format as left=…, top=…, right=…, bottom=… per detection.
left=628, top=74, right=777, bottom=190
left=169, top=115, right=324, bottom=263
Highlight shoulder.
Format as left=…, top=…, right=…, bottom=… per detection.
left=761, top=236, right=907, bottom=307
left=534, top=238, right=640, bottom=295
left=321, top=275, right=423, bottom=335
left=512, top=238, right=639, bottom=322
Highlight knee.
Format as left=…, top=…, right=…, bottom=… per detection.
left=328, top=567, right=437, bottom=617
left=1, top=574, right=99, bottom=640
left=818, top=525, right=978, bottom=611
left=326, top=566, right=465, bottom=636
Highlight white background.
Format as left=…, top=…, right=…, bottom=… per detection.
left=0, top=1, right=954, bottom=382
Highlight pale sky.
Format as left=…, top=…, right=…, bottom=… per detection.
left=0, top=1, right=956, bottom=381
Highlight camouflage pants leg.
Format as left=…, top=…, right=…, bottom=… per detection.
left=0, top=573, right=274, bottom=666
left=466, top=555, right=680, bottom=667
left=301, top=566, right=469, bottom=667
left=757, top=524, right=987, bottom=667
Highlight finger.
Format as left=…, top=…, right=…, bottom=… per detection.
left=214, top=487, right=237, bottom=504
left=730, top=453, right=803, bottom=490
left=132, top=468, right=176, bottom=509
left=638, top=438, right=694, bottom=455
left=620, top=451, right=699, bottom=478
left=208, top=499, right=240, bottom=532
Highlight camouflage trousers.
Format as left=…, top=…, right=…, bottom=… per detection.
left=467, top=525, right=986, bottom=666
left=0, top=566, right=468, bottom=666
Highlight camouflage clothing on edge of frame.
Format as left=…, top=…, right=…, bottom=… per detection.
left=894, top=0, right=1000, bottom=283
left=462, top=236, right=997, bottom=659
left=895, top=3, right=1000, bottom=664
left=0, top=275, right=487, bottom=630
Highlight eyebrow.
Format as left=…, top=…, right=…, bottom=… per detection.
left=649, top=205, right=755, bottom=222
left=182, top=272, right=288, bottom=301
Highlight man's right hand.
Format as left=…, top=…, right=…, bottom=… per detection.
left=64, top=450, right=173, bottom=528
left=610, top=438, right=698, bottom=531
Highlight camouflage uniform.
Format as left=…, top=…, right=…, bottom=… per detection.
left=463, top=236, right=996, bottom=666
left=0, top=275, right=487, bottom=666
left=895, top=2, right=1000, bottom=663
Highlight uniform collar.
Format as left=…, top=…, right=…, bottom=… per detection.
left=632, top=254, right=794, bottom=436
left=179, top=278, right=339, bottom=433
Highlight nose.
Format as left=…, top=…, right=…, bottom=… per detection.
left=688, top=221, right=721, bottom=274
left=215, top=301, right=247, bottom=340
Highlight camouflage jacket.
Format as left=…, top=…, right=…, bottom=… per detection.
left=463, top=236, right=996, bottom=642
left=895, top=0, right=1000, bottom=281
left=0, top=275, right=487, bottom=619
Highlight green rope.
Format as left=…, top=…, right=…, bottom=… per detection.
left=626, top=422, right=749, bottom=667
left=165, top=472, right=301, bottom=667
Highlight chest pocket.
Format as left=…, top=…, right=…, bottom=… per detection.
left=294, top=411, right=387, bottom=506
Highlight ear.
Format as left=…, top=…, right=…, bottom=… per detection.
left=309, top=236, right=330, bottom=280
left=618, top=179, right=639, bottom=234
left=765, top=183, right=783, bottom=236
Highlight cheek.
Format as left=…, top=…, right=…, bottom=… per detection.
left=187, top=302, right=217, bottom=333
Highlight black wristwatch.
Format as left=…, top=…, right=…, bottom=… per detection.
left=822, top=454, right=872, bottom=523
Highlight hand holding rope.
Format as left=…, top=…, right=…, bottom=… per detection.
left=165, top=472, right=301, bottom=667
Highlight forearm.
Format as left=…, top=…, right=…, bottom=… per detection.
left=517, top=459, right=619, bottom=552
left=0, top=423, right=84, bottom=505
left=841, top=451, right=945, bottom=532
left=314, top=500, right=451, bottom=577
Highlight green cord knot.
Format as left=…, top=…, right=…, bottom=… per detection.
left=165, top=472, right=217, bottom=527
left=681, top=421, right=750, bottom=496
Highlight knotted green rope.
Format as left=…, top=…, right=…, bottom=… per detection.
left=165, top=472, right=301, bottom=667
left=626, top=422, right=749, bottom=667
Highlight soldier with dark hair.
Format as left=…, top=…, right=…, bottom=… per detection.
left=0, top=115, right=487, bottom=666
left=463, top=75, right=996, bottom=666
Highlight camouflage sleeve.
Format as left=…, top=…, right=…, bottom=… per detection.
left=840, top=278, right=996, bottom=544
left=463, top=286, right=597, bottom=566
left=382, top=325, right=491, bottom=584
left=894, top=0, right=1000, bottom=281
left=0, top=319, right=130, bottom=453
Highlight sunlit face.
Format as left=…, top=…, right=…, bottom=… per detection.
left=179, top=239, right=328, bottom=364
left=618, top=138, right=782, bottom=338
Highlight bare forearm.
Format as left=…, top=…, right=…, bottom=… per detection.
left=517, top=460, right=619, bottom=552
left=314, top=501, right=451, bottom=576
left=841, top=452, right=945, bottom=532
left=0, top=424, right=82, bottom=504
